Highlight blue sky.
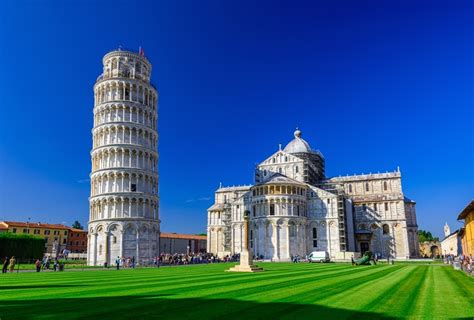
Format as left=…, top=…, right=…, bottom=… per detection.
left=0, top=0, right=472, bottom=238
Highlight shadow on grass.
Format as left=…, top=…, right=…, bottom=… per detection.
left=0, top=295, right=396, bottom=319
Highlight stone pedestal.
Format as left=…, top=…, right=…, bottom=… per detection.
left=227, top=211, right=263, bottom=273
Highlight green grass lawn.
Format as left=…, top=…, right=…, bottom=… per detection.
left=0, top=263, right=472, bottom=319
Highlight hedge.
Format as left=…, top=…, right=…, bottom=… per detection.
left=0, top=233, right=45, bottom=260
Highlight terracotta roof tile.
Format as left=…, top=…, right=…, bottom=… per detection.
left=2, top=221, right=70, bottom=230
left=69, top=228, right=87, bottom=233
left=160, top=232, right=206, bottom=240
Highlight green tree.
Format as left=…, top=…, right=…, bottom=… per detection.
left=417, top=230, right=439, bottom=242
left=72, top=220, right=83, bottom=230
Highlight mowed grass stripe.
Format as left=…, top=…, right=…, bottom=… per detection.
left=217, top=265, right=399, bottom=302
left=109, top=264, right=352, bottom=298
left=420, top=266, right=474, bottom=318
left=262, top=265, right=405, bottom=304
left=312, top=265, right=410, bottom=308
left=358, top=265, right=427, bottom=316
left=0, top=264, right=348, bottom=300
left=177, top=264, right=366, bottom=299
left=219, top=266, right=405, bottom=319
left=1, top=263, right=473, bottom=320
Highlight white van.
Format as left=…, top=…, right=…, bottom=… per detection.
left=307, top=251, right=330, bottom=263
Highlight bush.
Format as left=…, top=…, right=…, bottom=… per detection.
left=0, top=233, right=45, bottom=260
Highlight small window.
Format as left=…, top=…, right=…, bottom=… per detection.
left=384, top=181, right=388, bottom=191
left=374, top=203, right=377, bottom=211
left=313, top=240, right=317, bottom=248
left=383, top=224, right=390, bottom=235
left=250, top=230, right=253, bottom=248
left=131, top=183, right=137, bottom=192
left=12, top=228, right=16, bottom=233
left=113, top=236, right=117, bottom=244
left=295, top=166, right=299, bottom=173
left=63, top=239, right=67, bottom=244
left=76, top=241, right=79, bottom=245
left=363, top=204, right=367, bottom=211
left=264, top=170, right=267, bottom=176
left=64, top=231, right=68, bottom=235
left=365, top=183, right=369, bottom=192
left=285, top=156, right=288, bottom=161
left=23, top=229, right=28, bottom=233
left=385, top=203, right=389, bottom=211
left=312, top=227, right=317, bottom=239
left=270, top=204, right=275, bottom=216
left=253, top=205, right=256, bottom=217
left=272, top=158, right=275, bottom=163
left=327, top=199, right=330, bottom=204
left=349, top=184, right=352, bottom=193
left=279, top=168, right=282, bottom=173
left=297, top=206, right=300, bottom=216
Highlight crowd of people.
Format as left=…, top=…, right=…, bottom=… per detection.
left=444, top=254, right=473, bottom=273
left=112, top=252, right=240, bottom=269
left=155, top=252, right=240, bottom=265
left=36, top=256, right=64, bottom=272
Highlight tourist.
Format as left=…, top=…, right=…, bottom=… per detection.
left=2, top=257, right=8, bottom=273
left=35, top=259, right=41, bottom=272
left=8, top=256, right=16, bottom=273
left=53, top=258, right=59, bottom=271
left=115, top=256, right=121, bottom=270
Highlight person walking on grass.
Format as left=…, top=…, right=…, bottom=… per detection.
left=8, top=256, right=16, bottom=273
left=115, top=256, right=121, bottom=270
left=35, top=259, right=41, bottom=272
left=2, top=257, right=8, bottom=273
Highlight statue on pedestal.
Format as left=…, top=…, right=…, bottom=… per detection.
left=227, top=211, right=263, bottom=273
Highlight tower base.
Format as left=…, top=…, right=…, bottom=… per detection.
left=226, top=264, right=263, bottom=273
left=226, top=250, right=263, bottom=273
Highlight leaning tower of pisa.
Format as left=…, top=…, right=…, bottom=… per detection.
left=88, top=49, right=160, bottom=266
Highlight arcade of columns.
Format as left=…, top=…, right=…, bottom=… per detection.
left=88, top=50, right=160, bottom=266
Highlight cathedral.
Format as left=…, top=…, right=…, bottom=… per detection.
left=207, top=129, right=419, bottom=261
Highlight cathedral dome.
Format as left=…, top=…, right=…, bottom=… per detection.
left=283, top=128, right=313, bottom=154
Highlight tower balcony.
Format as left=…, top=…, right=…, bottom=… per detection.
left=96, top=71, right=149, bottom=83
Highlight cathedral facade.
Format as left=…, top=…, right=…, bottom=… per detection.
left=207, top=129, right=419, bottom=261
